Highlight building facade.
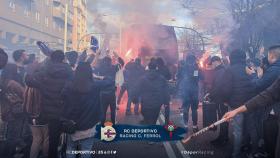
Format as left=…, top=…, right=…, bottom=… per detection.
left=0, top=0, right=87, bottom=55
left=72, top=0, right=88, bottom=51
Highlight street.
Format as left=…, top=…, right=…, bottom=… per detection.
left=92, top=96, right=233, bottom=158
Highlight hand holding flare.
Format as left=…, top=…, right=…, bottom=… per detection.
left=182, top=118, right=227, bottom=144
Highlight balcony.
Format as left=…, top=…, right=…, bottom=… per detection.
left=53, top=7, right=64, bottom=21
left=53, top=0, right=62, bottom=4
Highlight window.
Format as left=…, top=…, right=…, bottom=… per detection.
left=9, top=1, right=16, bottom=12
left=24, top=7, right=30, bottom=17
left=53, top=22, right=57, bottom=29
left=35, top=12, right=40, bottom=23
left=58, top=25, right=62, bottom=32
left=45, top=17, right=49, bottom=27
left=0, top=31, right=4, bottom=39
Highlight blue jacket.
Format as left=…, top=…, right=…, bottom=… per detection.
left=253, top=59, right=280, bottom=92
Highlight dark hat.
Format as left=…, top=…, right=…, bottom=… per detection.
left=229, top=49, right=246, bottom=65
left=148, top=58, right=158, bottom=70
left=65, top=51, right=78, bottom=65
left=209, top=56, right=221, bottom=65
left=50, top=50, right=65, bottom=63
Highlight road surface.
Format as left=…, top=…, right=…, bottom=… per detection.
left=91, top=95, right=233, bottom=158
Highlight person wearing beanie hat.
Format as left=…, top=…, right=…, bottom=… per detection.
left=25, top=49, right=72, bottom=158
left=210, top=49, right=256, bottom=158
left=208, top=56, right=230, bottom=146
left=131, top=58, right=169, bottom=124
left=124, top=57, right=145, bottom=115
left=177, top=54, right=202, bottom=133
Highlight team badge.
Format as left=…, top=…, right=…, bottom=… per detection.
left=101, top=122, right=116, bottom=141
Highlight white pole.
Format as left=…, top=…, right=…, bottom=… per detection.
left=64, top=4, right=68, bottom=52
left=119, top=23, right=122, bottom=54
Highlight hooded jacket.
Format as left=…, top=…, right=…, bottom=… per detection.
left=132, top=70, right=169, bottom=109
left=62, top=79, right=113, bottom=131
left=157, top=65, right=171, bottom=81
left=209, top=64, right=226, bottom=103
left=177, top=63, right=202, bottom=100
left=94, top=57, right=124, bottom=93
left=25, top=60, right=73, bottom=120
left=216, top=61, right=255, bottom=108
left=124, top=62, right=145, bottom=91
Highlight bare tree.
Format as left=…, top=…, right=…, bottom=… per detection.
left=228, top=0, right=276, bottom=57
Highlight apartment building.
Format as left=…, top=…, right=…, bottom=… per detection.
left=0, top=0, right=87, bottom=54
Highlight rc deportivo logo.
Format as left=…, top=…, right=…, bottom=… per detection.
left=101, top=122, right=116, bottom=142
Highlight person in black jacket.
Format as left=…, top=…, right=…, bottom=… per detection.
left=177, top=55, right=202, bottom=132
left=156, top=57, right=171, bottom=81
left=117, top=59, right=134, bottom=109
left=223, top=77, right=280, bottom=158
left=132, top=59, right=169, bottom=125
left=247, top=45, right=280, bottom=92
left=62, top=62, right=113, bottom=158
left=212, top=49, right=255, bottom=158
left=156, top=57, right=172, bottom=125
left=125, top=58, right=145, bottom=115
left=208, top=56, right=229, bottom=146
left=25, top=50, right=73, bottom=158
left=94, top=55, right=124, bottom=125
left=245, top=45, right=280, bottom=156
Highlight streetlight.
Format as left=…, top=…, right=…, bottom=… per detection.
left=102, top=13, right=123, bottom=53
left=171, top=25, right=206, bottom=52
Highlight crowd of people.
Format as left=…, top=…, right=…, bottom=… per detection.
left=0, top=43, right=279, bottom=158
left=0, top=46, right=172, bottom=158
left=203, top=47, right=280, bottom=158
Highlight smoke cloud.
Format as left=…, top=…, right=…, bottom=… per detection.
left=87, top=0, right=185, bottom=33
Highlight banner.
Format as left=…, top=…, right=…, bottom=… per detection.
left=95, top=123, right=187, bottom=142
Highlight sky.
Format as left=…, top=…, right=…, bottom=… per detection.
left=85, top=0, right=235, bottom=52
left=86, top=0, right=193, bottom=33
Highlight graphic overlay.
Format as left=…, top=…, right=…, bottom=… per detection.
left=95, top=122, right=186, bottom=142
left=101, top=122, right=117, bottom=142
left=164, top=122, right=177, bottom=139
